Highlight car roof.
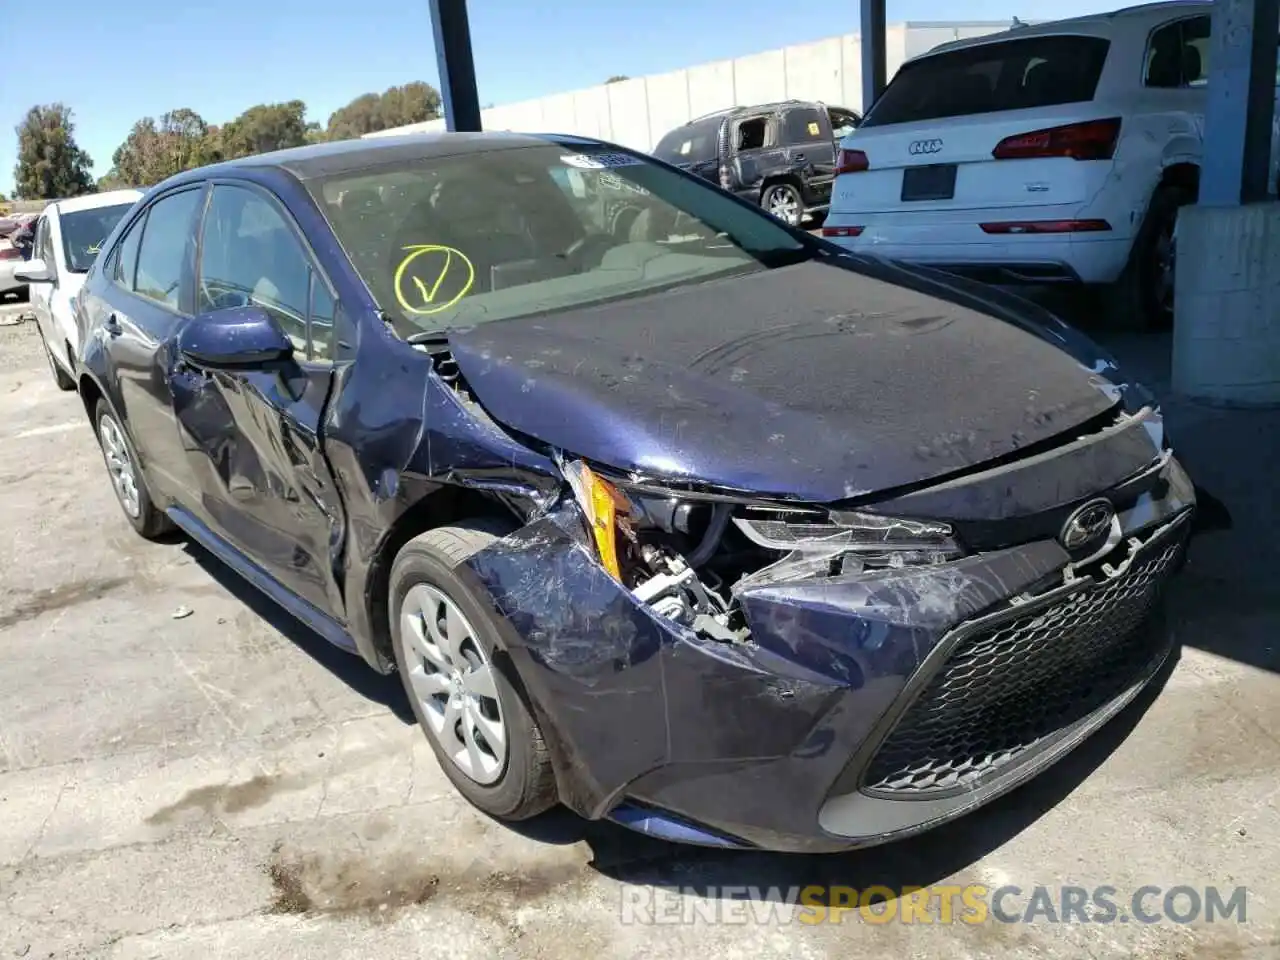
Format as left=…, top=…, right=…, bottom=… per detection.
left=169, top=131, right=594, bottom=185
left=918, top=1, right=1211, bottom=55
left=675, top=99, right=833, bottom=129
left=53, top=189, right=144, bottom=215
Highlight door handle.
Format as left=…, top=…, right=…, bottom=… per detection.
left=793, top=153, right=807, bottom=161
left=103, top=314, right=122, bottom=336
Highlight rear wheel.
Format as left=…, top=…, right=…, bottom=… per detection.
left=389, top=520, right=557, bottom=821
left=93, top=399, right=173, bottom=539
left=1106, top=184, right=1193, bottom=330
left=762, top=182, right=804, bottom=227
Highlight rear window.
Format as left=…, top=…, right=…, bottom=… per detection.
left=862, top=34, right=1111, bottom=128
left=653, top=118, right=722, bottom=164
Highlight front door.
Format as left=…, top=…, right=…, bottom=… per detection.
left=168, top=181, right=346, bottom=617
left=28, top=214, right=55, bottom=352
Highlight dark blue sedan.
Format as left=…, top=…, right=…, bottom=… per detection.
left=73, top=132, right=1197, bottom=853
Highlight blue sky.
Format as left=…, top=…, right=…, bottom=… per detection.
left=2, top=0, right=1117, bottom=196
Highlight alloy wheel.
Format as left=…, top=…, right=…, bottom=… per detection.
left=766, top=186, right=800, bottom=225
left=99, top=414, right=141, bottom=518
left=400, top=583, right=508, bottom=785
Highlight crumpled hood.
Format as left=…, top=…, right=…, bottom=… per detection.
left=447, top=260, right=1122, bottom=502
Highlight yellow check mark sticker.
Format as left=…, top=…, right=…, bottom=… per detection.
left=394, top=244, right=475, bottom=316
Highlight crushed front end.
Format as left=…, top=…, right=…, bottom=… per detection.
left=461, top=403, right=1196, bottom=853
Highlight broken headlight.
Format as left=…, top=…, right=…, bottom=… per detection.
left=734, top=509, right=964, bottom=564
left=559, top=460, right=743, bottom=641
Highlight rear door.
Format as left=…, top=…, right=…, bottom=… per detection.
left=729, top=112, right=786, bottom=197
left=82, top=186, right=207, bottom=502
left=835, top=33, right=1115, bottom=214
left=168, top=180, right=346, bottom=617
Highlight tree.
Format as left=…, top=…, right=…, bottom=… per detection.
left=325, top=82, right=442, bottom=141
left=220, top=100, right=310, bottom=159
left=605, top=75, right=630, bottom=84
left=12, top=104, right=94, bottom=200
left=109, top=108, right=220, bottom=188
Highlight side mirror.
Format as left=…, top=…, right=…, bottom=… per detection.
left=14, top=258, right=54, bottom=284
left=177, top=305, right=294, bottom=369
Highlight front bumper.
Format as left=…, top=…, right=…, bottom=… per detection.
left=463, top=433, right=1195, bottom=853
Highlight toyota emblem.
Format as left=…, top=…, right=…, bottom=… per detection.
left=1059, top=498, right=1115, bottom=550
left=908, top=139, right=943, bottom=156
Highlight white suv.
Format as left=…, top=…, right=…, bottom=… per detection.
left=19, top=189, right=142, bottom=388
left=822, top=1, right=1277, bottom=329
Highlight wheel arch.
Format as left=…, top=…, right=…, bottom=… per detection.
left=78, top=372, right=106, bottom=431
left=759, top=172, right=803, bottom=199
left=1158, top=161, right=1199, bottom=198
left=363, top=482, right=524, bottom=671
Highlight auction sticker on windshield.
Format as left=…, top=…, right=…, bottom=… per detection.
left=561, top=153, right=644, bottom=169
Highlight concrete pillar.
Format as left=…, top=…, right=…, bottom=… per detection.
left=429, top=0, right=482, bottom=132
left=860, top=0, right=887, bottom=115
left=1173, top=203, right=1280, bottom=406
left=1172, top=0, right=1280, bottom=406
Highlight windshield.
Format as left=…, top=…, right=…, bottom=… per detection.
left=308, top=142, right=810, bottom=337
left=60, top=203, right=137, bottom=272
left=862, top=34, right=1111, bottom=127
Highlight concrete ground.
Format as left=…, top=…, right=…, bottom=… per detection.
left=1, top=293, right=1277, bottom=959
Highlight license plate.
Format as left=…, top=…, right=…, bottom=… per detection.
left=901, top=164, right=957, bottom=202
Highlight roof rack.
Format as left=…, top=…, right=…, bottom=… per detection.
left=686, top=98, right=819, bottom=124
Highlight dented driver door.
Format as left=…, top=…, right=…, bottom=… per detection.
left=168, top=182, right=348, bottom=619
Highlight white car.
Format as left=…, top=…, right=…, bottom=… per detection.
left=17, top=189, right=143, bottom=389
left=0, top=237, right=24, bottom=296
left=822, top=1, right=1275, bottom=329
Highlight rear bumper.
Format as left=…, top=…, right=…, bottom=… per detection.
left=825, top=231, right=1133, bottom=285
left=823, top=196, right=1137, bottom=284
left=464, top=436, right=1196, bottom=852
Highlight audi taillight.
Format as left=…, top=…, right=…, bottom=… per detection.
left=992, top=118, right=1122, bottom=161
left=979, top=219, right=1112, bottom=234
left=822, top=225, right=864, bottom=238
left=835, top=148, right=869, bottom=175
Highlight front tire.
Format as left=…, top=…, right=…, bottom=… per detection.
left=93, top=399, right=172, bottom=539
left=762, top=181, right=804, bottom=227
left=389, top=520, right=556, bottom=821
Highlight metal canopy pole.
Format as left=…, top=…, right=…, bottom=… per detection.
left=428, top=0, right=482, bottom=132
left=1199, top=0, right=1279, bottom=205
left=860, top=0, right=887, bottom=116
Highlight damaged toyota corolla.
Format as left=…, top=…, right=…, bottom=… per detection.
left=75, top=132, right=1197, bottom=853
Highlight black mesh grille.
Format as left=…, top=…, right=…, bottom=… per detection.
left=862, top=535, right=1185, bottom=796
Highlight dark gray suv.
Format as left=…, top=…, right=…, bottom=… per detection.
left=652, top=99, right=861, bottom=226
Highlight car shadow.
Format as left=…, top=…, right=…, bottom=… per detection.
left=177, top=539, right=416, bottom=725
left=505, top=639, right=1179, bottom=902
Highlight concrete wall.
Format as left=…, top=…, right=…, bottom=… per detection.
left=366, top=21, right=1022, bottom=152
